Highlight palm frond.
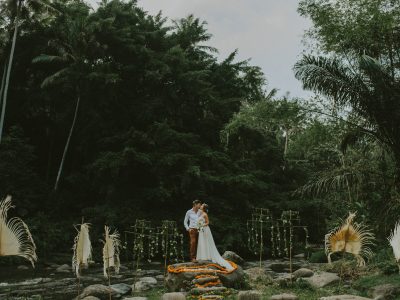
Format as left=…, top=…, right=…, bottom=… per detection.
left=0, top=195, right=37, bottom=267
left=325, top=212, right=375, bottom=267
left=32, top=54, right=67, bottom=64
left=72, top=223, right=92, bottom=277
left=294, top=55, right=366, bottom=105
left=102, top=226, right=121, bottom=278
left=39, top=67, right=70, bottom=88
left=388, top=222, right=400, bottom=264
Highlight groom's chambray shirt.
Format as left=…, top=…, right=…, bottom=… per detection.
left=184, top=209, right=201, bottom=230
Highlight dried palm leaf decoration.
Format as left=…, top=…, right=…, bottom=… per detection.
left=0, top=195, right=37, bottom=266
left=102, top=225, right=121, bottom=277
left=72, top=223, right=92, bottom=277
left=325, top=212, right=374, bottom=267
left=388, top=221, right=400, bottom=272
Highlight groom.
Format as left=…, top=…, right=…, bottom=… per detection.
left=183, top=199, right=202, bottom=262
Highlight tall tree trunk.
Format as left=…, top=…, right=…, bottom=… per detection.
left=54, top=93, right=81, bottom=191
left=0, top=1, right=21, bottom=144
left=0, top=64, right=7, bottom=111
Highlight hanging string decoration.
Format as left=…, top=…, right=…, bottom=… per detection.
left=246, top=208, right=273, bottom=267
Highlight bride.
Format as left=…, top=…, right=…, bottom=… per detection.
left=196, top=204, right=233, bottom=271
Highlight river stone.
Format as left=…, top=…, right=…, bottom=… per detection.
left=320, top=296, right=372, bottom=300
left=156, top=275, right=164, bottom=281
left=191, top=286, right=227, bottom=295
left=270, top=262, right=301, bottom=273
left=133, top=277, right=158, bottom=292
left=370, top=283, right=400, bottom=299
left=17, top=265, right=30, bottom=270
left=79, top=284, right=121, bottom=299
left=238, top=290, right=262, bottom=300
left=82, top=297, right=101, bottom=300
left=244, top=267, right=272, bottom=283
left=161, top=292, right=186, bottom=300
left=270, top=293, right=298, bottom=300
left=111, top=283, right=132, bottom=295
left=303, top=271, right=339, bottom=288
left=222, top=251, right=244, bottom=265
left=56, top=264, right=70, bottom=273
left=293, top=268, right=314, bottom=279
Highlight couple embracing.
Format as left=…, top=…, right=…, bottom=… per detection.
left=183, top=199, right=233, bottom=271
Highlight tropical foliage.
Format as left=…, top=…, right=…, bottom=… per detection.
left=0, top=0, right=399, bottom=260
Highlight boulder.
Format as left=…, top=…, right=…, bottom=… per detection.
left=156, top=275, right=164, bottom=281
left=292, top=268, right=314, bottom=279
left=274, top=274, right=293, bottom=286
left=219, top=264, right=245, bottom=288
left=270, top=262, right=301, bottom=273
left=56, top=264, right=70, bottom=273
left=161, top=292, right=186, bottom=300
left=166, top=261, right=244, bottom=292
left=320, top=296, right=372, bottom=300
left=270, top=294, right=298, bottom=300
left=244, top=267, right=272, bottom=283
left=111, top=283, right=132, bottom=295
left=132, top=277, right=158, bottom=292
left=82, top=297, right=101, bottom=300
left=303, top=271, right=340, bottom=288
left=370, top=284, right=400, bottom=299
left=222, top=251, right=244, bottom=265
left=190, top=286, right=227, bottom=295
left=237, top=290, right=262, bottom=300
left=78, top=284, right=120, bottom=299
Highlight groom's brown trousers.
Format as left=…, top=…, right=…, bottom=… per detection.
left=188, top=228, right=199, bottom=260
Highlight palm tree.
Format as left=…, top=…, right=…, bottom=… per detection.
left=294, top=54, right=400, bottom=177
left=33, top=3, right=99, bottom=191
left=0, top=0, right=54, bottom=144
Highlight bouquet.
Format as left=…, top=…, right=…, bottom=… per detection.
left=197, top=219, right=206, bottom=232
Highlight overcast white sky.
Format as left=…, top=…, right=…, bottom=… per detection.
left=89, top=0, right=312, bottom=98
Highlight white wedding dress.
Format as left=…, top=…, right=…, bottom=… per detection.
left=196, top=216, right=233, bottom=271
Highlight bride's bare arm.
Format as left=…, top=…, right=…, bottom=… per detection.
left=203, top=213, right=209, bottom=226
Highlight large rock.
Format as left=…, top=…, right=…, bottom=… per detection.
left=292, top=268, right=314, bottom=279
left=56, top=264, right=70, bottom=273
left=222, top=251, right=244, bottom=265
left=370, top=284, right=400, bottom=299
left=244, top=267, right=271, bottom=282
left=303, top=272, right=340, bottom=288
left=237, top=290, right=262, bottom=300
left=78, top=284, right=120, bottom=299
left=270, top=262, right=301, bottom=273
left=270, top=294, right=298, bottom=300
left=320, top=296, right=372, bottom=300
left=110, top=283, right=131, bottom=295
left=161, top=292, right=186, bottom=300
left=190, top=286, right=227, bottom=295
left=82, top=297, right=101, bottom=300
left=219, top=264, right=245, bottom=288
left=166, top=261, right=244, bottom=292
left=132, top=277, right=158, bottom=292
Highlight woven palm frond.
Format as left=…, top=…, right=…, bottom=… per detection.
left=0, top=195, right=37, bottom=266
left=325, top=212, right=375, bottom=267
left=72, top=223, right=92, bottom=277
left=102, top=225, right=121, bottom=277
left=388, top=222, right=400, bottom=270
